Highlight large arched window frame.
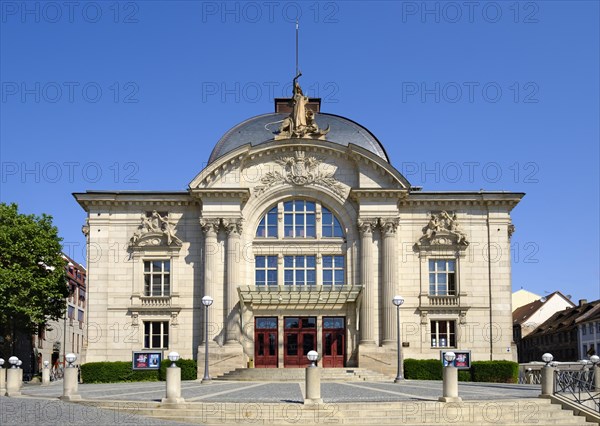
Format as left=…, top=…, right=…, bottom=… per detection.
left=253, top=199, right=347, bottom=287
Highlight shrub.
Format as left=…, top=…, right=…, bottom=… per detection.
left=403, top=359, right=442, bottom=380
left=471, top=361, right=518, bottom=383
left=81, top=361, right=158, bottom=383
left=158, top=359, right=197, bottom=381
left=458, top=370, right=471, bottom=382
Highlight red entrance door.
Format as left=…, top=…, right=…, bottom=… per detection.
left=322, top=317, right=346, bottom=368
left=254, top=317, right=278, bottom=368
left=284, top=317, right=317, bottom=367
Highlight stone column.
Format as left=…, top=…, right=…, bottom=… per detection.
left=359, top=220, right=376, bottom=345
left=224, top=218, right=243, bottom=343
left=200, top=218, right=220, bottom=343
left=381, top=219, right=398, bottom=345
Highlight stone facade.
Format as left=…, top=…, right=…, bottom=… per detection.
left=74, top=92, right=523, bottom=377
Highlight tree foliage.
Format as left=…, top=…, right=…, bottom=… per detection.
left=0, top=203, right=68, bottom=334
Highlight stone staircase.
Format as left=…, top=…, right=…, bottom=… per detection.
left=79, top=398, right=595, bottom=425
left=215, top=367, right=393, bottom=382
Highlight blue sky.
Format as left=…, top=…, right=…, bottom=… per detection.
left=1, top=1, right=598, bottom=302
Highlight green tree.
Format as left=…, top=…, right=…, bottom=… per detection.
left=0, top=203, right=68, bottom=340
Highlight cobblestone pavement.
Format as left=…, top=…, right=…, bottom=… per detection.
left=1, top=379, right=541, bottom=425
left=20, top=379, right=541, bottom=404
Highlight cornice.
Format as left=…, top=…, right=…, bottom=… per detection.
left=350, top=189, right=409, bottom=200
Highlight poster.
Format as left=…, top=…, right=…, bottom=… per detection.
left=132, top=351, right=162, bottom=370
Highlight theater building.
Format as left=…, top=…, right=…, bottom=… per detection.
left=74, top=80, right=523, bottom=376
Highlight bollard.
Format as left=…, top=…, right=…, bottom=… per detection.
left=6, top=368, right=21, bottom=396
left=60, top=366, right=81, bottom=401
left=594, top=365, right=600, bottom=391
left=42, top=366, right=50, bottom=385
left=304, top=365, right=323, bottom=405
left=161, top=366, right=185, bottom=406
left=540, top=365, right=556, bottom=397
left=0, top=362, right=5, bottom=395
left=439, top=364, right=462, bottom=402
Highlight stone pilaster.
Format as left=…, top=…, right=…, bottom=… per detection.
left=381, top=219, right=399, bottom=345
left=358, top=219, right=377, bottom=345
left=200, top=218, right=220, bottom=343
left=224, top=218, right=243, bottom=343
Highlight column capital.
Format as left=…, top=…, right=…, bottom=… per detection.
left=223, top=218, right=244, bottom=236
left=358, top=218, right=378, bottom=236
left=380, top=218, right=399, bottom=236
left=200, top=218, right=220, bottom=235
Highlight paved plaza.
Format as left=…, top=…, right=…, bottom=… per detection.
left=0, top=379, right=544, bottom=425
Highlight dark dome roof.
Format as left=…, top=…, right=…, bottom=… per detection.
left=208, top=112, right=389, bottom=164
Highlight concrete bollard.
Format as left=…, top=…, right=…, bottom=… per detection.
left=439, top=365, right=462, bottom=402
left=60, top=367, right=81, bottom=401
left=161, top=366, right=185, bottom=406
left=594, top=365, right=600, bottom=391
left=42, top=366, right=50, bottom=386
left=540, top=365, right=556, bottom=397
left=304, top=366, right=323, bottom=405
left=6, top=368, right=21, bottom=397
left=0, top=367, right=6, bottom=395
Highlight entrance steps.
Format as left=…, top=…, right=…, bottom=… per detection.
left=215, top=367, right=393, bottom=382
left=79, top=398, right=595, bottom=425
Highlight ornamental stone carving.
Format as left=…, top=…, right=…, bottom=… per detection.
left=274, top=75, right=330, bottom=140
left=223, top=218, right=244, bottom=235
left=81, top=218, right=89, bottom=237
left=129, top=211, right=182, bottom=248
left=254, top=150, right=344, bottom=196
left=358, top=219, right=377, bottom=236
left=508, top=223, right=516, bottom=239
left=418, top=211, right=468, bottom=247
left=381, top=219, right=399, bottom=235
left=200, top=218, right=220, bottom=235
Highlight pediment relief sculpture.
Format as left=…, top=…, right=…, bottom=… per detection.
left=254, top=150, right=344, bottom=196
left=129, top=210, right=182, bottom=248
left=418, top=211, right=468, bottom=247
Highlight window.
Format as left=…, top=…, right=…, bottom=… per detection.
left=284, top=200, right=316, bottom=238
left=284, top=256, right=316, bottom=286
left=322, top=256, right=345, bottom=285
left=429, top=260, right=456, bottom=296
left=144, top=321, right=169, bottom=349
left=255, top=256, right=278, bottom=286
left=322, top=207, right=344, bottom=237
left=67, top=305, right=75, bottom=319
left=256, top=207, right=278, bottom=238
left=431, top=320, right=456, bottom=348
left=78, top=309, right=84, bottom=323
left=589, top=323, right=594, bottom=334
left=583, top=325, right=587, bottom=335
left=144, top=260, right=170, bottom=296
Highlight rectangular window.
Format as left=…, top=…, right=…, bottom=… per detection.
left=430, top=320, right=456, bottom=348
left=429, top=260, right=456, bottom=296
left=284, top=256, right=316, bottom=286
left=583, top=326, right=587, bottom=335
left=78, top=309, right=84, bottom=322
left=283, top=201, right=316, bottom=238
left=322, top=256, right=345, bottom=285
left=255, top=255, right=278, bottom=286
left=67, top=305, right=75, bottom=319
left=144, top=321, right=169, bottom=349
left=144, top=260, right=171, bottom=296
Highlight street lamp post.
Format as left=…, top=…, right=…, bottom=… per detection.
left=392, top=295, right=405, bottom=383
left=202, top=295, right=214, bottom=384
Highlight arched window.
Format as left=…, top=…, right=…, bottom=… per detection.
left=322, top=207, right=344, bottom=238
left=255, top=200, right=345, bottom=239
left=256, top=206, right=277, bottom=238
left=254, top=200, right=346, bottom=287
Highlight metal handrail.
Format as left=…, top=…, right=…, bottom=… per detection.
left=554, top=368, right=599, bottom=413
